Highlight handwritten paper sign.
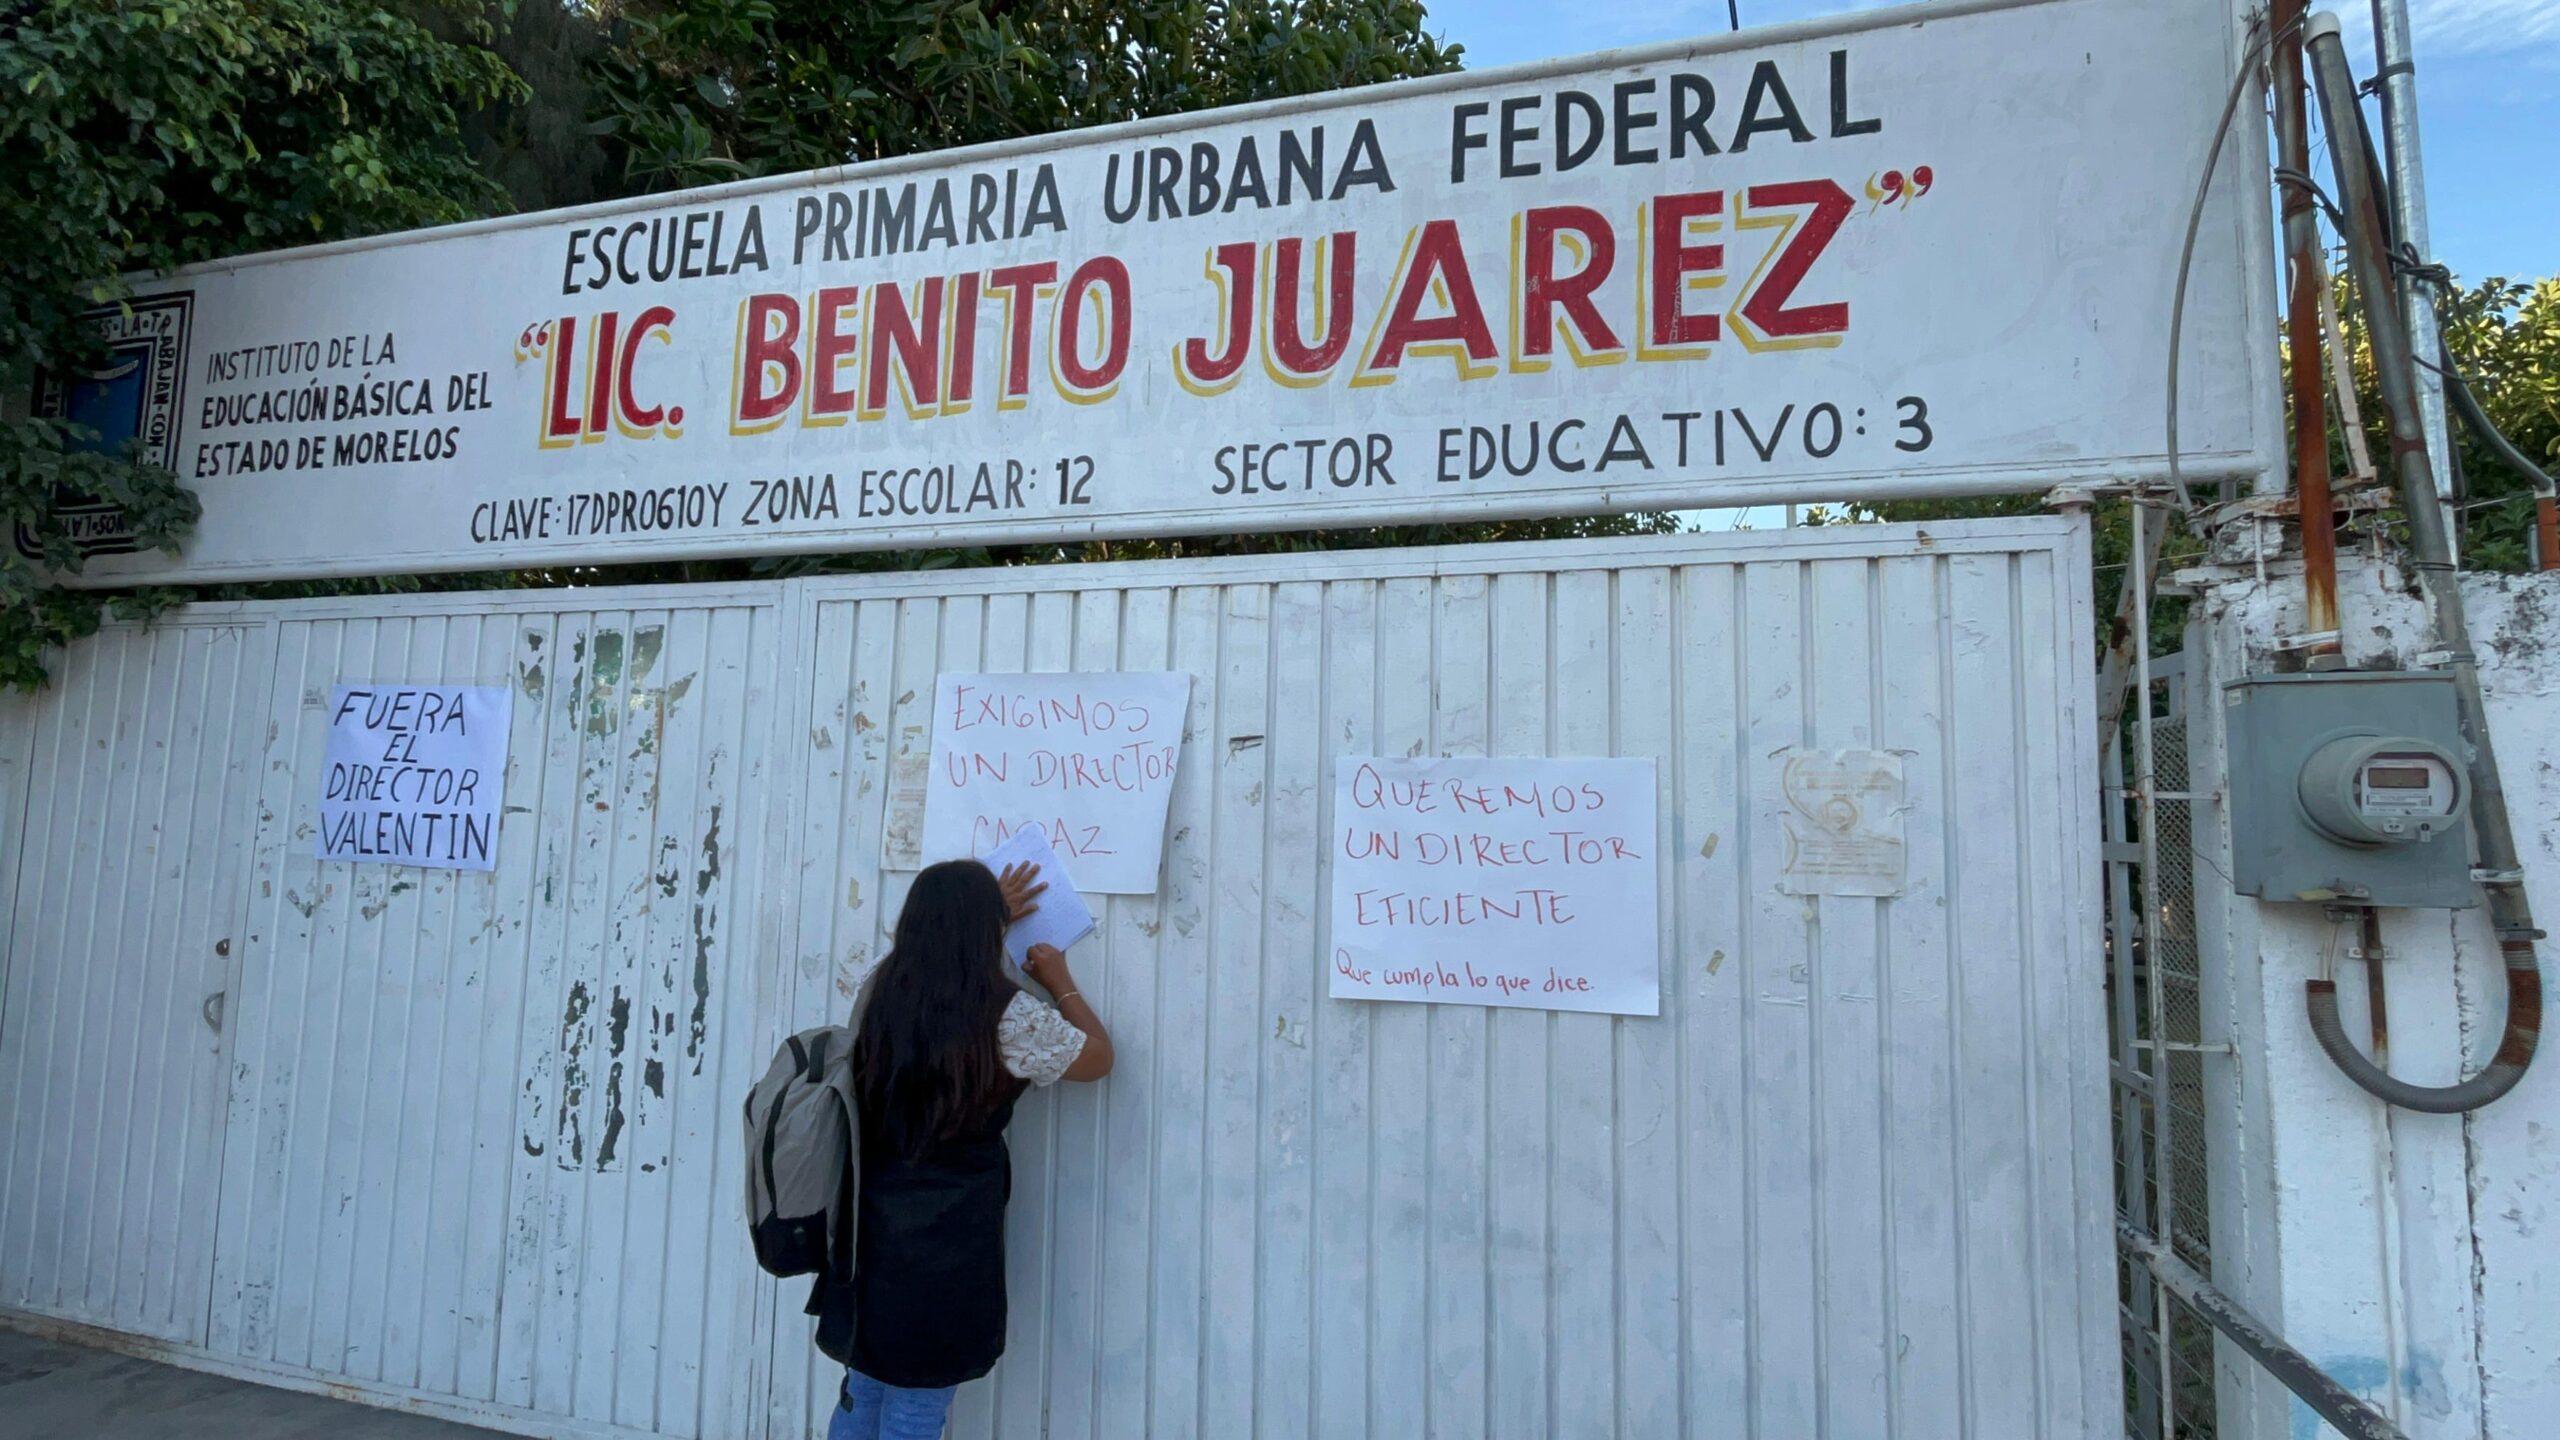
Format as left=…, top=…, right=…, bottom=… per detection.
left=983, top=824, right=1097, bottom=974
left=318, top=685, right=512, bottom=870
left=1328, top=756, right=1659, bottom=1016
left=920, top=671, right=1191, bottom=893
left=1777, top=748, right=1908, bottom=897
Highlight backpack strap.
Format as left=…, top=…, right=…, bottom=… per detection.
left=758, top=1034, right=811, bottom=1215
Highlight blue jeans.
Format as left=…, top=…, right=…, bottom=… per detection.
left=829, top=1368, right=957, bottom=1440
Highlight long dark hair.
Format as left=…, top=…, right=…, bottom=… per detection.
left=853, top=859, right=1018, bottom=1160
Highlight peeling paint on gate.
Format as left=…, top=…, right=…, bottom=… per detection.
left=597, top=990, right=632, bottom=1170
left=556, top=980, right=592, bottom=1166
left=690, top=802, right=722, bottom=1075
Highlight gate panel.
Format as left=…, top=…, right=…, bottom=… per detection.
left=770, top=521, right=2107, bottom=1439
left=0, top=619, right=268, bottom=1343
left=1, top=519, right=2103, bottom=1438
left=201, top=596, right=779, bottom=1438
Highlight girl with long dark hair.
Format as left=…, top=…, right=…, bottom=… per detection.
left=818, top=857, right=1113, bottom=1440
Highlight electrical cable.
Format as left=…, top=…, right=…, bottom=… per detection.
left=2272, top=166, right=2348, bottom=230
left=2167, top=12, right=2293, bottom=511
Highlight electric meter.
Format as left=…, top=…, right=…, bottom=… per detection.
left=2223, top=671, right=2478, bottom=908
left=2296, top=736, right=2466, bottom=846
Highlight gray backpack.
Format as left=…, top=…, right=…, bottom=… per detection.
left=743, top=1013, right=865, bottom=1279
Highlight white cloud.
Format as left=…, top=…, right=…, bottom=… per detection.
left=2399, top=0, right=2560, bottom=59
left=2327, top=0, right=2560, bottom=88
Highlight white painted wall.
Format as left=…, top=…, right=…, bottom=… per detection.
left=0, top=522, right=2113, bottom=1438
left=2187, top=554, right=2560, bottom=1440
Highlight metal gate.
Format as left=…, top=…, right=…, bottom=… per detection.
left=1, top=519, right=2111, bottom=1438
left=0, top=621, right=262, bottom=1345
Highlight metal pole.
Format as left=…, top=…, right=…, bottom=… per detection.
left=2367, top=0, right=2452, bottom=515
left=2120, top=1221, right=2414, bottom=1440
left=2127, top=497, right=2176, bottom=1439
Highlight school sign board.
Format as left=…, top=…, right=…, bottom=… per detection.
left=37, top=0, right=2267, bottom=586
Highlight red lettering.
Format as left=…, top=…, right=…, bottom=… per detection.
left=734, top=294, right=801, bottom=426
left=1180, top=242, right=1258, bottom=389
left=542, top=315, right=583, bottom=442
left=945, top=271, right=981, bottom=408
left=1268, top=233, right=1357, bottom=378
left=615, top=305, right=675, bottom=430
left=1364, top=219, right=1498, bottom=378
left=1648, top=191, right=1725, bottom=349
left=584, top=309, right=621, bottom=439
left=1735, top=179, right=1853, bottom=344
left=865, top=277, right=945, bottom=416
left=808, top=286, right=862, bottom=418
left=1520, top=205, right=1622, bottom=361
left=986, top=262, right=1058, bottom=407
left=1055, top=257, right=1132, bottom=395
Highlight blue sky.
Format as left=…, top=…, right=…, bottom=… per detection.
left=1428, top=0, right=2559, bottom=285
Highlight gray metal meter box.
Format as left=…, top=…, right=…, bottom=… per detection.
left=2223, top=671, right=2477, bottom=908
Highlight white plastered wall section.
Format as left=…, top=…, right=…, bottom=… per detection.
left=2190, top=554, right=2560, bottom=1440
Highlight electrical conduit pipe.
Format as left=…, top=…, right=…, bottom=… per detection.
left=2301, top=11, right=2541, bottom=1112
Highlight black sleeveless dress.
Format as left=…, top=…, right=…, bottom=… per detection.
left=810, top=1080, right=1027, bottom=1388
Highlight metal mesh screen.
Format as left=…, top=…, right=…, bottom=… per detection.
left=2151, top=718, right=2212, bottom=1272
left=2111, top=668, right=2219, bottom=1439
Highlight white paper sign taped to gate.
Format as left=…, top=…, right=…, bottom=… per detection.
left=45, top=0, right=2264, bottom=586
left=1329, top=756, right=1660, bottom=1016
left=317, top=685, right=512, bottom=871
left=1777, top=747, right=1908, bottom=896
left=921, top=671, right=1192, bottom=893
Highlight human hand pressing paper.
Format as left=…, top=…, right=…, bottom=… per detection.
left=983, top=826, right=1096, bottom=977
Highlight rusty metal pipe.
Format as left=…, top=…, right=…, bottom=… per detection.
left=2271, top=0, right=2341, bottom=642
left=2304, top=13, right=2542, bottom=1113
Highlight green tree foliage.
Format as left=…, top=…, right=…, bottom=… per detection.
left=590, top=0, right=1463, bottom=192
left=458, top=0, right=619, bottom=213
left=2333, top=275, right=2560, bottom=573
left=0, top=0, right=521, bottom=687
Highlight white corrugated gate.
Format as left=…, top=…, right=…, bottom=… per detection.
left=0, top=518, right=2109, bottom=1438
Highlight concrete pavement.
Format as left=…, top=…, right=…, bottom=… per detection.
left=0, top=1328, right=507, bottom=1439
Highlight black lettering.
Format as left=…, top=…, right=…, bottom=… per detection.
left=1280, top=127, right=1323, bottom=205
left=793, top=197, right=822, bottom=264
left=562, top=229, right=591, bottom=296
left=1830, top=49, right=1882, bottom=137
left=1499, top=96, right=1540, bottom=178
left=1614, top=79, right=1661, bottom=164
left=1190, top=142, right=1220, bottom=215
left=1451, top=102, right=1490, bottom=183
left=1148, top=147, right=1181, bottom=221
left=1556, top=91, right=1604, bottom=172
left=1804, top=402, right=1843, bottom=458
left=1671, top=74, right=1719, bottom=158
left=1226, top=138, right=1269, bottom=212
left=967, top=174, right=999, bottom=244
left=680, top=211, right=709, bottom=278
left=1335, top=120, right=1394, bottom=197
left=919, top=179, right=957, bottom=249
left=1733, top=62, right=1813, bottom=150
left=872, top=184, right=916, bottom=255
